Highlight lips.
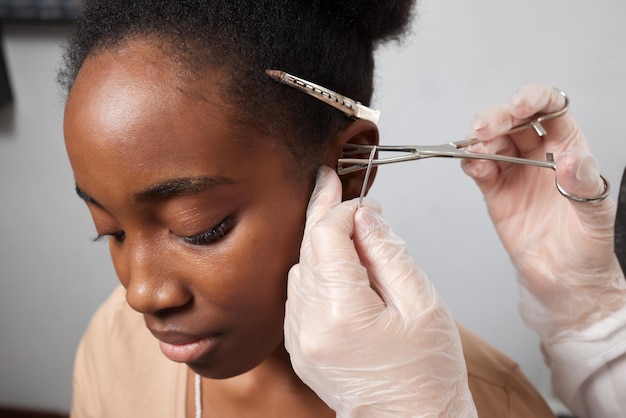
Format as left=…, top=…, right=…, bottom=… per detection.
left=150, top=329, right=223, bottom=363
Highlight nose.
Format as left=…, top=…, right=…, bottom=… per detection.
left=117, top=237, right=192, bottom=315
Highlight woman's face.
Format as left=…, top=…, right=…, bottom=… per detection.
left=64, top=40, right=313, bottom=378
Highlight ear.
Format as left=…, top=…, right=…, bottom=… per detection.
left=321, top=119, right=379, bottom=201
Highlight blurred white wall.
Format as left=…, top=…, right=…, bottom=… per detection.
left=0, top=24, right=118, bottom=412
left=0, top=0, right=624, bottom=413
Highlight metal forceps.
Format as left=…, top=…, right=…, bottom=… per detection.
left=338, top=91, right=568, bottom=175
left=266, top=70, right=610, bottom=203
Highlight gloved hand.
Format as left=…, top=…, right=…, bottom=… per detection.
left=284, top=167, right=477, bottom=418
left=461, top=84, right=626, bottom=340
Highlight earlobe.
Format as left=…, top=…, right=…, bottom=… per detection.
left=321, top=119, right=379, bottom=201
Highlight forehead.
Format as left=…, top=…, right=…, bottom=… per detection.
left=65, top=38, right=230, bottom=139
left=63, top=39, right=296, bottom=197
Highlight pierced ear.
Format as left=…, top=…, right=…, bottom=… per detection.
left=321, top=119, right=379, bottom=201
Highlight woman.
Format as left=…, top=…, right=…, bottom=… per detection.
left=61, top=1, right=555, bottom=416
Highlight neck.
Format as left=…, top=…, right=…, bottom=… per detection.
left=198, top=345, right=334, bottom=417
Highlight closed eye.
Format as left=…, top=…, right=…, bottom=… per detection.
left=93, top=231, right=126, bottom=243
left=182, top=217, right=235, bottom=245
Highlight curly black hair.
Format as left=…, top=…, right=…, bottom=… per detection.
left=59, top=0, right=416, bottom=171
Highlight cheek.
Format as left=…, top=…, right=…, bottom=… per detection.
left=230, top=201, right=306, bottom=300
left=209, top=192, right=308, bottom=315
left=109, top=240, right=129, bottom=288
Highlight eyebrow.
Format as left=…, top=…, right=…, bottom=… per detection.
left=74, top=176, right=237, bottom=207
left=134, top=176, right=237, bottom=201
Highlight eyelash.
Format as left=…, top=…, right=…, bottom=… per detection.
left=91, top=218, right=234, bottom=246
left=182, top=217, right=235, bottom=246
left=93, top=231, right=126, bottom=243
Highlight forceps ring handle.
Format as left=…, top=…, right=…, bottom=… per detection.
left=556, top=174, right=610, bottom=203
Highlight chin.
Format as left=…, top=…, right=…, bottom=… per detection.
left=186, top=349, right=271, bottom=380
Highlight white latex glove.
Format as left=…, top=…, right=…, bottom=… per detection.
left=461, top=84, right=626, bottom=340
left=284, top=167, right=477, bottom=418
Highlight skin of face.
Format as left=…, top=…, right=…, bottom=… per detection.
left=63, top=39, right=320, bottom=380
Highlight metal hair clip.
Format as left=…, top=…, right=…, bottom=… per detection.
left=265, top=70, right=381, bottom=125
left=266, top=69, right=610, bottom=203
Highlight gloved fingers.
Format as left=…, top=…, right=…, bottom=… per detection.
left=471, top=99, right=542, bottom=155
left=464, top=89, right=551, bottom=189
left=471, top=84, right=582, bottom=157
left=353, top=205, right=437, bottom=319
left=555, top=150, right=617, bottom=233
left=508, top=83, right=566, bottom=120
left=308, top=199, right=359, bottom=265
left=303, top=166, right=343, bottom=244
left=293, top=197, right=386, bottom=317
left=283, top=264, right=300, bottom=353
left=287, top=202, right=481, bottom=418
left=471, top=103, right=531, bottom=143
left=460, top=135, right=516, bottom=193
left=303, top=166, right=382, bottom=244
left=308, top=201, right=384, bottom=299
left=291, top=169, right=385, bottom=322
left=470, top=86, right=547, bottom=154
left=555, top=150, right=604, bottom=198
left=508, top=84, right=585, bottom=153
left=461, top=157, right=500, bottom=193
left=462, top=84, right=590, bottom=199
left=359, top=195, right=383, bottom=214
left=286, top=201, right=386, bottom=360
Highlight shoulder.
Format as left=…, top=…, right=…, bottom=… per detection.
left=457, top=324, right=556, bottom=418
left=71, top=286, right=187, bottom=417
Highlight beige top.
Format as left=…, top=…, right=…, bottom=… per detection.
left=71, top=286, right=555, bottom=418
